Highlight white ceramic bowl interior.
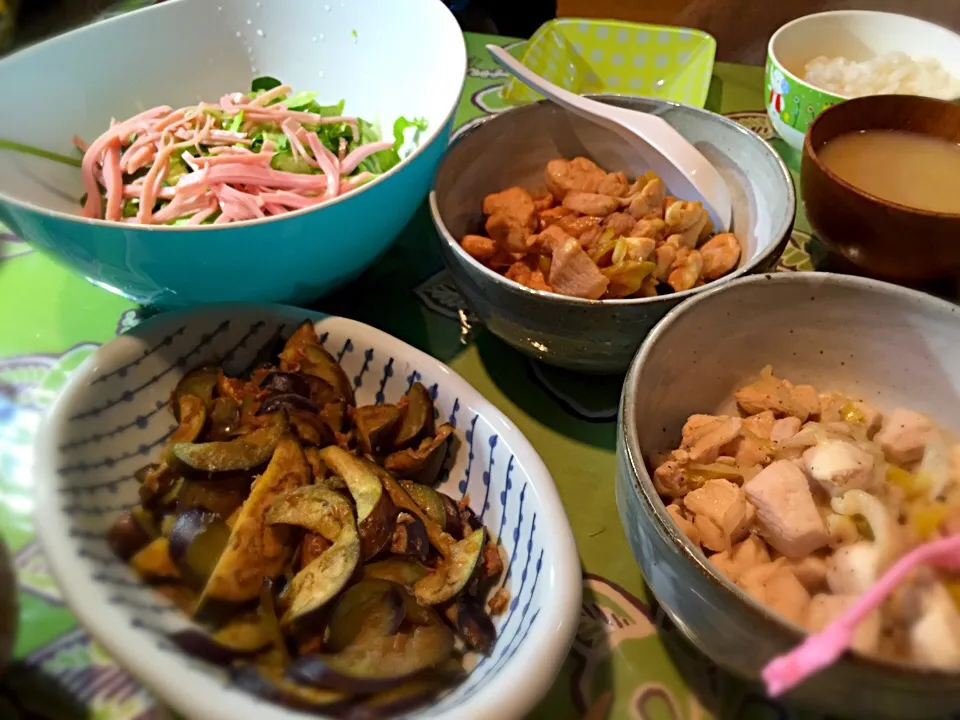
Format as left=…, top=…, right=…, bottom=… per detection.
left=33, top=305, right=581, bottom=720
left=770, top=10, right=960, bottom=98
left=0, top=0, right=466, bottom=218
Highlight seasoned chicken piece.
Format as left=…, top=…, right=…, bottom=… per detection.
left=699, top=232, right=741, bottom=280
left=460, top=234, right=497, bottom=263
left=733, top=435, right=772, bottom=468
left=562, top=191, right=619, bottom=217
left=547, top=236, right=608, bottom=299
left=820, top=393, right=884, bottom=438
left=771, top=416, right=803, bottom=444
left=552, top=214, right=601, bottom=239
left=744, top=460, right=830, bottom=558
left=852, top=401, right=883, bottom=438
left=505, top=262, right=552, bottom=293
left=806, top=594, right=881, bottom=654
left=665, top=200, right=710, bottom=249
left=544, top=157, right=605, bottom=200
left=875, top=409, right=935, bottom=465
left=742, top=411, right=776, bottom=440
left=484, top=187, right=538, bottom=254
left=738, top=558, right=784, bottom=598
left=666, top=503, right=701, bottom=545
left=537, top=205, right=576, bottom=231
left=910, top=583, right=960, bottom=669
left=667, top=247, right=703, bottom=292
left=654, top=454, right=701, bottom=499
left=710, top=535, right=771, bottom=583
left=763, top=565, right=811, bottom=624
left=597, top=171, right=629, bottom=197
left=680, top=414, right=743, bottom=464
left=578, top=226, right=604, bottom=252
left=684, top=478, right=754, bottom=546
left=735, top=368, right=820, bottom=421
left=694, top=514, right=727, bottom=552
left=785, top=555, right=828, bottom=592
left=532, top=191, right=554, bottom=211
left=602, top=211, right=637, bottom=237
left=626, top=177, right=666, bottom=219
left=629, top=217, right=668, bottom=241
left=803, top=440, right=877, bottom=497
left=622, top=236, right=656, bottom=262
left=654, top=239, right=678, bottom=281
left=826, top=541, right=881, bottom=595
left=818, top=392, right=847, bottom=424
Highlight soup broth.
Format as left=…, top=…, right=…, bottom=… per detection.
left=818, top=129, right=960, bottom=214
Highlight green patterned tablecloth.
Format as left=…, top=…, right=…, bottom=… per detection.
left=0, top=15, right=834, bottom=720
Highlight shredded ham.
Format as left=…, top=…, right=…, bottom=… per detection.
left=78, top=89, right=392, bottom=225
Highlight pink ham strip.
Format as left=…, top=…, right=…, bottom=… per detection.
left=341, top=171, right=375, bottom=192
left=80, top=105, right=173, bottom=218
left=249, top=84, right=293, bottom=107
left=281, top=119, right=314, bottom=167
left=303, top=133, right=340, bottom=197
left=123, top=185, right=175, bottom=200
left=340, top=140, right=394, bottom=175
left=216, top=184, right=265, bottom=219
left=176, top=163, right=329, bottom=192
left=762, top=533, right=960, bottom=696
left=192, top=152, right=273, bottom=167
left=151, top=192, right=214, bottom=224
left=186, top=202, right=219, bottom=225
left=264, top=203, right=288, bottom=215
left=102, top=138, right=125, bottom=221
left=259, top=190, right=322, bottom=209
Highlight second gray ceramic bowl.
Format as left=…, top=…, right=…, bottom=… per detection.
left=617, top=272, right=960, bottom=718
left=429, top=96, right=795, bottom=374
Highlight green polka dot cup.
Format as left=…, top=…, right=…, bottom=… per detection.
left=766, top=10, right=960, bottom=150
left=503, top=19, right=716, bottom=108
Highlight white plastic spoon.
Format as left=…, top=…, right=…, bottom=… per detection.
left=487, top=44, right=732, bottom=231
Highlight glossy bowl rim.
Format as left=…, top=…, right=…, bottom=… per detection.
left=33, top=303, right=584, bottom=720
left=429, top=94, right=795, bottom=308
left=802, top=94, right=960, bottom=219
left=766, top=9, right=960, bottom=103
left=0, top=0, right=466, bottom=232
left=620, top=270, right=960, bottom=679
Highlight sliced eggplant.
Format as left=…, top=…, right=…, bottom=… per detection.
left=167, top=509, right=231, bottom=588
left=302, top=345, right=355, bottom=406
left=319, top=447, right=395, bottom=560
left=266, top=485, right=354, bottom=541
left=130, top=537, right=180, bottom=582
left=107, top=509, right=154, bottom=561
left=399, top=481, right=448, bottom=529
left=287, top=411, right=336, bottom=448
left=170, top=394, right=207, bottom=444
left=283, top=522, right=360, bottom=626
left=361, top=559, right=430, bottom=588
left=345, top=678, right=443, bottom=719
left=170, top=616, right=272, bottom=665
left=278, top=320, right=321, bottom=371
left=393, top=382, right=435, bottom=450
left=318, top=475, right=348, bottom=492
left=390, top=513, right=429, bottom=562
left=198, top=434, right=309, bottom=605
left=177, top=475, right=250, bottom=519
left=375, top=467, right=453, bottom=555
left=172, top=364, right=219, bottom=418
left=414, top=528, right=485, bottom=606
left=439, top=493, right=464, bottom=540
left=443, top=595, right=496, bottom=655
left=326, top=580, right=405, bottom=652
left=320, top=400, right=347, bottom=435
left=353, top=404, right=401, bottom=455
left=139, top=464, right=182, bottom=511
left=232, top=665, right=347, bottom=712
left=384, top=424, right=454, bottom=484
left=208, top=396, right=241, bottom=441
left=288, top=624, right=454, bottom=694
left=259, top=393, right=319, bottom=417
left=260, top=371, right=313, bottom=399
left=303, top=446, right=329, bottom=481
left=258, top=582, right=290, bottom=668
left=299, top=533, right=331, bottom=571
left=172, top=416, right=286, bottom=472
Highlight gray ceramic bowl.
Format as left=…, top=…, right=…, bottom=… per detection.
left=429, top=96, right=795, bottom=374
left=616, top=272, right=960, bottom=718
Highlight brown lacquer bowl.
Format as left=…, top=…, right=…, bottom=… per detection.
left=801, top=94, right=960, bottom=282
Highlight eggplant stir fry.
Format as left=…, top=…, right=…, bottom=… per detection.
left=106, top=321, right=506, bottom=716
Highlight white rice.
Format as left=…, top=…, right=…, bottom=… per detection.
left=803, top=51, right=960, bottom=100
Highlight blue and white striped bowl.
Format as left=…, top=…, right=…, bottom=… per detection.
left=33, top=304, right=581, bottom=720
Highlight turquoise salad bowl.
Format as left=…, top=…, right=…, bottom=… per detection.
left=0, top=0, right=466, bottom=308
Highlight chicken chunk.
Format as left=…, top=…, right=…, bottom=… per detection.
left=770, top=416, right=802, bottom=444
left=680, top=414, right=743, bottom=464
left=621, top=236, right=656, bottom=262
left=785, top=555, right=829, bottom=592
left=744, top=460, right=830, bottom=558
left=547, top=236, right=608, bottom=300
left=735, top=369, right=820, bottom=421
left=602, top=211, right=637, bottom=237
left=694, top=514, right=727, bottom=552
left=875, top=409, right=935, bottom=465
left=826, top=541, right=881, bottom=595
left=710, top=534, right=771, bottom=583
left=552, top=214, right=601, bottom=240
left=664, top=200, right=710, bottom=249
left=597, top=171, right=629, bottom=197
left=910, top=583, right=960, bottom=669
left=684, top=479, right=754, bottom=546
left=460, top=234, right=497, bottom=263
left=738, top=558, right=784, bottom=600
left=483, top=186, right=538, bottom=253
left=562, top=191, right=619, bottom=217
left=699, top=232, right=741, bottom=280
left=667, top=247, right=703, bottom=292
left=732, top=434, right=772, bottom=468
left=629, top=217, right=668, bottom=241
left=763, top=565, right=812, bottom=624
left=803, top=440, right=877, bottom=497
left=806, top=594, right=881, bottom=655
left=626, top=177, right=666, bottom=219
left=544, top=157, right=605, bottom=200
left=666, top=503, right=700, bottom=545
left=742, top=411, right=776, bottom=440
